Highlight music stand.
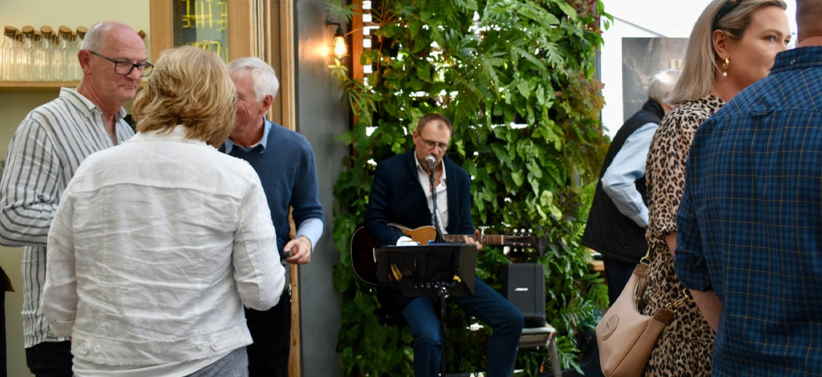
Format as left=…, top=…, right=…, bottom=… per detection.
left=376, top=243, right=477, bottom=376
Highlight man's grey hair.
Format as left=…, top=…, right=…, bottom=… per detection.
left=227, top=57, right=280, bottom=103
left=648, top=69, right=679, bottom=106
left=81, top=22, right=127, bottom=52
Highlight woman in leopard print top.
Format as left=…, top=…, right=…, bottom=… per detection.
left=640, top=0, right=791, bottom=375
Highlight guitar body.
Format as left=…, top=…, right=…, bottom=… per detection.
left=350, top=225, right=381, bottom=286
left=394, top=224, right=440, bottom=244
left=350, top=224, right=440, bottom=286
left=350, top=224, right=536, bottom=285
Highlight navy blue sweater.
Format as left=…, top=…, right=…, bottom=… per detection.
left=222, top=121, right=324, bottom=252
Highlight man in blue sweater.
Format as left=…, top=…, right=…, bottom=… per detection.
left=222, top=57, right=324, bottom=377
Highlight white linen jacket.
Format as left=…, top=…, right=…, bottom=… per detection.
left=42, top=125, right=285, bottom=366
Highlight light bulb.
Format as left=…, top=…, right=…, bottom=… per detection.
left=332, top=28, right=347, bottom=60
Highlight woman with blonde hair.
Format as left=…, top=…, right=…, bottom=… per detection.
left=41, top=46, right=285, bottom=376
left=641, top=0, right=791, bottom=375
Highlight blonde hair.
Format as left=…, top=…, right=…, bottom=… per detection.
left=667, top=0, right=787, bottom=105
left=132, top=46, right=236, bottom=147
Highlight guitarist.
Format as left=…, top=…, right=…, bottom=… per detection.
left=364, top=113, right=524, bottom=377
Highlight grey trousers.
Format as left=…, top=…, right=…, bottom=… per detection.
left=187, top=347, right=248, bottom=377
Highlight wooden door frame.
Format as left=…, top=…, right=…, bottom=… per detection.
left=149, top=0, right=254, bottom=60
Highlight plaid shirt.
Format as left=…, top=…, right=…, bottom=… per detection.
left=676, top=46, right=822, bottom=376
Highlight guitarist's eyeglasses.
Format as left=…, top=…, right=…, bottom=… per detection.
left=420, top=136, right=449, bottom=151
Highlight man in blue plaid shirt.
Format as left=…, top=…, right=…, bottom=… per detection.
left=675, top=0, right=822, bottom=375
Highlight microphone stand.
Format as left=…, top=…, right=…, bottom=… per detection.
left=428, top=157, right=443, bottom=241
left=428, top=156, right=448, bottom=376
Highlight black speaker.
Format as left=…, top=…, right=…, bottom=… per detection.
left=502, top=263, right=545, bottom=326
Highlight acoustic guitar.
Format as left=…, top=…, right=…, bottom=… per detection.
left=350, top=224, right=536, bottom=285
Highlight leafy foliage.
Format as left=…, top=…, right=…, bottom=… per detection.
left=330, top=0, right=611, bottom=375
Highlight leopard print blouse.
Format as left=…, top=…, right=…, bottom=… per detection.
left=641, top=95, right=723, bottom=377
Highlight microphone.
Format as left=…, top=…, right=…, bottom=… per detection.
left=425, top=154, right=443, bottom=240
left=425, top=154, right=436, bottom=173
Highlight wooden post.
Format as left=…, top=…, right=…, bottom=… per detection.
left=351, top=0, right=364, bottom=83
left=287, top=211, right=301, bottom=377
left=277, top=0, right=299, bottom=374
left=148, top=0, right=173, bottom=62
left=278, top=0, right=297, bottom=130
left=288, top=265, right=301, bottom=377
left=227, top=0, right=254, bottom=60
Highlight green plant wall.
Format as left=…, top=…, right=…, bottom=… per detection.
left=329, top=0, right=611, bottom=375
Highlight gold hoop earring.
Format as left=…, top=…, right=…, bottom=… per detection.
left=722, top=58, right=730, bottom=77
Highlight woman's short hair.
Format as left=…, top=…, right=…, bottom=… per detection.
left=667, top=0, right=787, bottom=105
left=132, top=46, right=237, bottom=147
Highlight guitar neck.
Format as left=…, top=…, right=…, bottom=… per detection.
left=442, top=234, right=507, bottom=245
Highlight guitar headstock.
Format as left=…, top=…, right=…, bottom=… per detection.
left=499, top=228, right=540, bottom=255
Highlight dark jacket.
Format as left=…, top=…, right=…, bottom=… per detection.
left=364, top=149, right=475, bottom=313
left=364, top=149, right=474, bottom=247
left=582, top=99, right=664, bottom=263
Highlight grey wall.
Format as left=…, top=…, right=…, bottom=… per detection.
left=295, top=0, right=349, bottom=375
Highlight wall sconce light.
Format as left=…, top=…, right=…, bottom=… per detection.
left=326, top=17, right=348, bottom=61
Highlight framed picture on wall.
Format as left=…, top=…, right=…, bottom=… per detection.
left=621, top=37, right=687, bottom=121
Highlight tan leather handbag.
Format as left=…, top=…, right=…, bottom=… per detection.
left=596, top=259, right=675, bottom=377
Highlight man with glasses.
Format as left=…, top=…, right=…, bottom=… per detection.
left=364, top=113, right=523, bottom=377
left=0, top=21, right=147, bottom=377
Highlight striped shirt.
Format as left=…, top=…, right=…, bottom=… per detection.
left=0, top=88, right=135, bottom=348
left=676, top=46, right=822, bottom=376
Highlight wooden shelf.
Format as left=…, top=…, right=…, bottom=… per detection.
left=0, top=81, right=80, bottom=91
left=0, top=80, right=150, bottom=92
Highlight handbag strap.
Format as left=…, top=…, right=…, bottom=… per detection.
left=635, top=247, right=695, bottom=314
left=633, top=250, right=651, bottom=304
left=666, top=288, right=695, bottom=313
left=639, top=247, right=652, bottom=266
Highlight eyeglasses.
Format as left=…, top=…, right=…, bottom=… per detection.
left=713, top=0, right=741, bottom=31
left=419, top=135, right=449, bottom=151
left=89, top=50, right=154, bottom=77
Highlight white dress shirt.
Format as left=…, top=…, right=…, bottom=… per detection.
left=42, top=125, right=285, bottom=373
left=397, top=156, right=448, bottom=246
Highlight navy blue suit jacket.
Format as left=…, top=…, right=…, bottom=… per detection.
left=364, top=149, right=474, bottom=247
